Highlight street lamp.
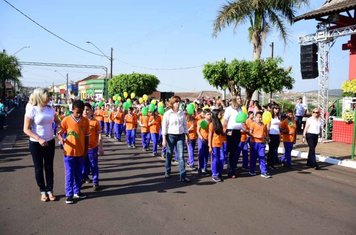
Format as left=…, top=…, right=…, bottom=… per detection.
left=54, top=70, right=69, bottom=100
left=13, top=46, right=30, bottom=55
left=86, top=41, right=113, bottom=78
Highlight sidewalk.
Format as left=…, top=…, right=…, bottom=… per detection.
left=276, top=134, right=356, bottom=169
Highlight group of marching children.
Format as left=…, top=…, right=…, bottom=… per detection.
left=56, top=100, right=104, bottom=204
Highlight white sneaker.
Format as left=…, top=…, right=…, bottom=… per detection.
left=260, top=173, right=272, bottom=179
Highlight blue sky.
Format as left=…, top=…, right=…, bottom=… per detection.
left=0, top=0, right=350, bottom=93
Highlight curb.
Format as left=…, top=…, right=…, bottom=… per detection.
left=276, top=147, right=356, bottom=170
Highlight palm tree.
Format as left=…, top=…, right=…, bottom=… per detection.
left=0, top=52, right=22, bottom=100
left=213, top=0, right=309, bottom=60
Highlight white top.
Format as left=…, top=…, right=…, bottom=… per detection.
left=223, top=106, right=243, bottom=130
left=25, top=105, right=56, bottom=142
left=306, top=117, right=322, bottom=135
left=269, top=117, right=280, bottom=135
left=295, top=103, right=305, bottom=116
left=161, top=109, right=188, bottom=135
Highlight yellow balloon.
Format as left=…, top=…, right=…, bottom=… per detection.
left=117, top=96, right=122, bottom=101
left=139, top=97, right=143, bottom=104
left=158, top=102, right=164, bottom=107
left=113, top=95, right=117, bottom=101
left=262, top=111, right=272, bottom=125
left=151, top=99, right=157, bottom=105
left=130, top=92, right=135, bottom=99
left=143, top=94, right=148, bottom=101
left=123, top=92, right=128, bottom=98
left=241, top=106, right=248, bottom=114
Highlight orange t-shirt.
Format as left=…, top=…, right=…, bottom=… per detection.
left=139, top=115, right=150, bottom=133
left=149, top=115, right=161, bottom=134
left=280, top=119, right=296, bottom=142
left=113, top=111, right=125, bottom=124
left=208, top=122, right=224, bottom=147
left=61, top=115, right=90, bottom=157
left=88, top=117, right=101, bottom=149
left=109, top=111, right=115, bottom=122
left=125, top=114, right=137, bottom=130
left=187, top=118, right=198, bottom=140
left=103, top=110, right=111, bottom=123
left=95, top=109, right=104, bottom=122
left=198, top=119, right=209, bottom=140
left=250, top=122, right=267, bottom=143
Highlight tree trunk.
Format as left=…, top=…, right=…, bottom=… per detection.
left=252, top=31, right=262, bottom=60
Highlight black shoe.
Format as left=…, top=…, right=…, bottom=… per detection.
left=65, top=196, right=74, bottom=204
left=180, top=177, right=191, bottom=183
left=74, top=193, right=87, bottom=199
left=93, top=184, right=100, bottom=192
left=314, top=165, right=320, bottom=170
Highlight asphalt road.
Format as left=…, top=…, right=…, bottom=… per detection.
left=1, top=109, right=356, bottom=235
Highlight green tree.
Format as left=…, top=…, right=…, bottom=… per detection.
left=202, top=59, right=240, bottom=96
left=0, top=52, right=22, bottom=100
left=213, top=0, right=309, bottom=59
left=225, top=57, right=293, bottom=103
left=108, top=73, right=160, bottom=98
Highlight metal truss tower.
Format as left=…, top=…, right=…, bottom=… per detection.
left=299, top=24, right=356, bottom=139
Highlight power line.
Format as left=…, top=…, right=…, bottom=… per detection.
left=3, top=0, right=206, bottom=71
left=2, top=0, right=105, bottom=58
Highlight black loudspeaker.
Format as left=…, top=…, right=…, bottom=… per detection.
left=300, top=43, right=318, bottom=79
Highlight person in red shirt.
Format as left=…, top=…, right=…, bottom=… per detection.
left=148, top=109, right=161, bottom=156
left=124, top=107, right=138, bottom=148
left=208, top=109, right=225, bottom=182
left=279, top=109, right=296, bottom=168
left=249, top=111, right=271, bottom=178
left=58, top=100, right=90, bottom=204
left=82, top=103, right=104, bottom=191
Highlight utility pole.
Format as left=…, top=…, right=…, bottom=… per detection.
left=66, top=73, right=69, bottom=100
left=110, top=48, right=113, bottom=79
left=269, top=42, right=274, bottom=101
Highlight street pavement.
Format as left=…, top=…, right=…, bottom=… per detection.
left=1, top=107, right=356, bottom=235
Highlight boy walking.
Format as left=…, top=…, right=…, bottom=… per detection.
left=58, top=100, right=90, bottom=204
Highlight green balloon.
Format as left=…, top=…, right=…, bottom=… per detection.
left=186, top=103, right=195, bottom=115
left=98, top=101, right=103, bottom=108
left=91, top=102, right=96, bottom=107
left=149, top=103, right=155, bottom=112
left=142, top=107, right=148, bottom=116
left=123, top=102, right=130, bottom=110
left=200, top=120, right=208, bottom=129
left=235, top=112, right=248, bottom=123
left=158, top=106, right=165, bottom=115
left=115, top=100, right=120, bottom=106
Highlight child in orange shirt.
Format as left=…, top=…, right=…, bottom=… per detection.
left=237, top=111, right=254, bottom=170
left=82, top=103, right=104, bottom=191
left=148, top=109, right=161, bottom=156
left=124, top=107, right=138, bottom=148
left=197, top=109, right=211, bottom=174
left=58, top=100, right=90, bottom=204
left=208, top=109, right=225, bottom=182
left=279, top=109, right=296, bottom=168
left=186, top=113, right=197, bottom=170
left=113, top=105, right=125, bottom=141
left=138, top=108, right=151, bottom=151
left=249, top=112, right=271, bottom=178
left=103, top=104, right=111, bottom=137
left=94, top=105, right=104, bottom=133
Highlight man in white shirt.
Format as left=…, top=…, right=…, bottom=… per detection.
left=295, top=97, right=306, bottom=133
left=223, top=96, right=243, bottom=178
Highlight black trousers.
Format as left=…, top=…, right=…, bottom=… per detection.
left=306, top=133, right=319, bottom=167
left=226, top=129, right=241, bottom=176
left=29, top=139, right=55, bottom=192
left=267, top=134, right=280, bottom=167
